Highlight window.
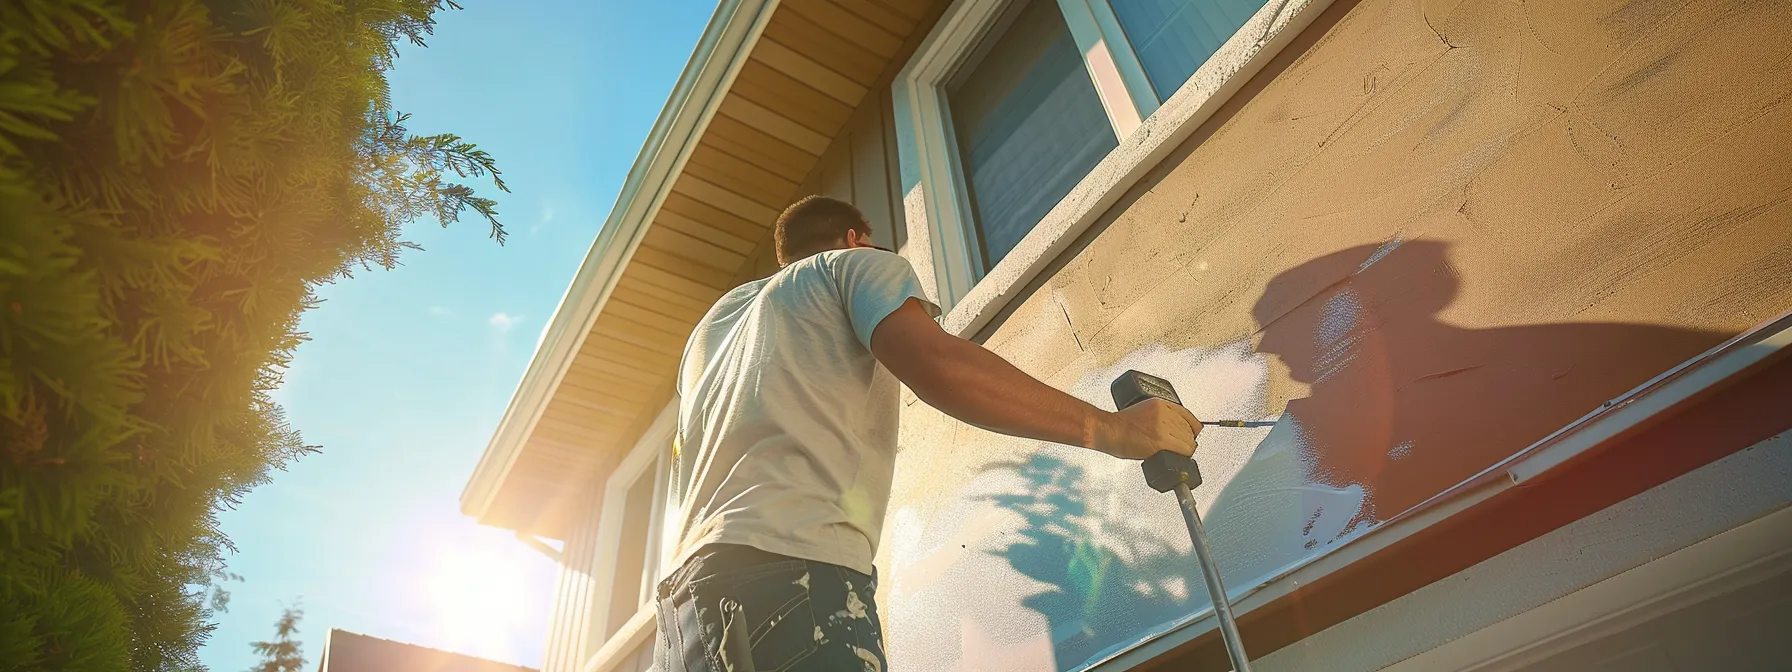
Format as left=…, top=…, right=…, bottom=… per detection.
left=581, top=405, right=681, bottom=659
left=948, top=0, right=1118, bottom=270
left=1109, top=0, right=1273, bottom=101
left=894, top=0, right=1320, bottom=330
left=603, top=467, right=657, bottom=640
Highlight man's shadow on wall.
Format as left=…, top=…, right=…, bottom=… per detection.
left=1240, top=240, right=1726, bottom=525
left=979, top=240, right=1729, bottom=670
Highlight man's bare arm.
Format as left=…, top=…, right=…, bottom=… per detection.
left=870, top=299, right=1199, bottom=460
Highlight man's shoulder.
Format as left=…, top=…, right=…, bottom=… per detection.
left=817, top=247, right=905, bottom=265
left=726, top=276, right=776, bottom=303
left=726, top=276, right=774, bottom=298
left=694, top=277, right=773, bottom=328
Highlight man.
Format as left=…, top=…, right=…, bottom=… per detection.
left=655, top=196, right=1201, bottom=671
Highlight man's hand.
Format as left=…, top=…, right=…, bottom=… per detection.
left=1093, top=398, right=1201, bottom=460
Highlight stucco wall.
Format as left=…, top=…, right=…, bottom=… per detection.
left=875, top=0, right=1792, bottom=670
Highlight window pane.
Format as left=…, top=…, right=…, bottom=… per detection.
left=1111, top=0, right=1271, bottom=101
left=948, top=0, right=1118, bottom=271
left=605, top=468, right=656, bottom=639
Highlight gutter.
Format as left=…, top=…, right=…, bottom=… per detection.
left=1501, top=310, right=1792, bottom=483
left=459, top=0, right=781, bottom=523
left=1087, top=310, right=1792, bottom=670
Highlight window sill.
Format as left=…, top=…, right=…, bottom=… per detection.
left=583, top=604, right=656, bottom=672
left=919, top=0, right=1339, bottom=338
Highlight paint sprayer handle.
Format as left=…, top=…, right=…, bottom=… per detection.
left=1110, top=370, right=1254, bottom=672
left=1109, top=370, right=1205, bottom=492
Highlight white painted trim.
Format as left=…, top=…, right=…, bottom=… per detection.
left=893, top=0, right=1020, bottom=309
left=896, top=0, right=1333, bottom=336
left=1084, top=0, right=1160, bottom=116
left=1059, top=0, right=1145, bottom=139
left=580, top=403, right=678, bottom=660
left=459, top=0, right=781, bottom=526
left=1384, top=504, right=1792, bottom=672
left=583, top=605, right=657, bottom=672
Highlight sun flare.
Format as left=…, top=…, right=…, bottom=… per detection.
left=418, top=539, right=539, bottom=659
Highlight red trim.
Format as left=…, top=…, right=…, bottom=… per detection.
left=1145, top=355, right=1792, bottom=670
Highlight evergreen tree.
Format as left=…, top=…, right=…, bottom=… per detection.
left=246, top=605, right=304, bottom=672
left=0, top=1, right=507, bottom=668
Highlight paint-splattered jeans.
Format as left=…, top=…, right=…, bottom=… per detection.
left=654, top=544, right=887, bottom=672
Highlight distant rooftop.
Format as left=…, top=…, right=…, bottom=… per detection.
left=315, top=629, right=537, bottom=672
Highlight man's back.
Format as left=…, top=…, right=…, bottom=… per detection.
left=651, top=195, right=1196, bottom=671
left=671, top=247, right=934, bottom=577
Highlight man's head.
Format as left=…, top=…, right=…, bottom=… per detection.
left=774, top=195, right=883, bottom=265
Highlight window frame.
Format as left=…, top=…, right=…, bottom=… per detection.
left=894, top=0, right=1338, bottom=337
left=582, top=402, right=678, bottom=654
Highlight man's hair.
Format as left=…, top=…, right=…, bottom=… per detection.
left=774, top=195, right=869, bottom=265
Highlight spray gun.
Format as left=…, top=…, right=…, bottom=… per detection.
left=1111, top=370, right=1254, bottom=672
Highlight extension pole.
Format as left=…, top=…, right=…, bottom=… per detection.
left=1111, top=369, right=1254, bottom=672
left=1173, top=482, right=1252, bottom=672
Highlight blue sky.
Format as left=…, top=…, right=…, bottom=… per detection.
left=199, top=1, right=717, bottom=668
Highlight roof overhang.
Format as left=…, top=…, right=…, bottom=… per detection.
left=460, top=0, right=946, bottom=537
left=459, top=0, right=778, bottom=528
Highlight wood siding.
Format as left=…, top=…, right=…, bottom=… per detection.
left=539, top=486, right=603, bottom=672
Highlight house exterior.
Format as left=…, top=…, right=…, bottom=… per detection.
left=460, top=0, right=1792, bottom=670
left=315, top=630, right=539, bottom=672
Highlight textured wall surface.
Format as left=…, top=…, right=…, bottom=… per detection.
left=875, top=0, right=1792, bottom=669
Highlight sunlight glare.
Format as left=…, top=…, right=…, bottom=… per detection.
left=418, top=537, right=539, bottom=661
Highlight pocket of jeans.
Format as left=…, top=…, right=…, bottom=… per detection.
left=689, top=561, right=819, bottom=671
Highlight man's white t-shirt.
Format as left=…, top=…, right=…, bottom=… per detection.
left=670, top=248, right=938, bottom=576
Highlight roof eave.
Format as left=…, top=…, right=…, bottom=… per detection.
left=459, top=0, right=779, bottom=524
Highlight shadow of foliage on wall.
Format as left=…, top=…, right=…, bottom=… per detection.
left=976, top=451, right=1200, bottom=670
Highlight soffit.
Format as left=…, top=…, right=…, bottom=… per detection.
left=480, top=0, right=944, bottom=536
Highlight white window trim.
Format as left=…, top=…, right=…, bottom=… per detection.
left=580, top=402, right=678, bottom=660
left=894, top=0, right=1334, bottom=338
left=1057, top=0, right=1150, bottom=138
left=1076, top=0, right=1160, bottom=117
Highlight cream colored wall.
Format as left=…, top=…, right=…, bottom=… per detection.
left=875, top=0, right=1792, bottom=669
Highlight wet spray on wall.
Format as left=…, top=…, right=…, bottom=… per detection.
left=878, top=238, right=1724, bottom=672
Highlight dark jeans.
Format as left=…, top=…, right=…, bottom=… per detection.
left=653, top=544, right=887, bottom=672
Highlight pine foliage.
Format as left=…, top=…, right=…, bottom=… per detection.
left=246, top=605, right=303, bottom=672
left=0, top=1, right=506, bottom=668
